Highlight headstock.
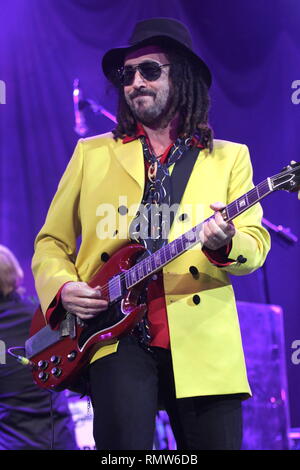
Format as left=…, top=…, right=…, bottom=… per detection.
left=271, top=161, right=300, bottom=198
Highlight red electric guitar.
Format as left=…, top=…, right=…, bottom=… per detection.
left=25, top=162, right=300, bottom=391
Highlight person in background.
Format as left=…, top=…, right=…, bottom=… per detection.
left=0, top=245, right=78, bottom=450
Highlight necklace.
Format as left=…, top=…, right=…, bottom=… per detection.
left=148, top=161, right=158, bottom=182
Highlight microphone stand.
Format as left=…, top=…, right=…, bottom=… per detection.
left=73, top=79, right=117, bottom=137
left=260, top=218, right=298, bottom=304
left=81, top=98, right=117, bottom=124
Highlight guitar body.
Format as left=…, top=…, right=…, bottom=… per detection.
left=26, top=243, right=148, bottom=391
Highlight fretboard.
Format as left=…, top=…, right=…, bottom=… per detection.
left=125, top=177, right=273, bottom=289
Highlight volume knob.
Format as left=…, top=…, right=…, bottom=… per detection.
left=51, top=367, right=62, bottom=378
left=50, top=355, right=61, bottom=365
left=38, top=371, right=49, bottom=382
left=38, top=360, right=48, bottom=370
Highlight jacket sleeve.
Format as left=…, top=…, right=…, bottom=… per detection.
left=31, top=140, right=84, bottom=315
left=206, top=144, right=271, bottom=276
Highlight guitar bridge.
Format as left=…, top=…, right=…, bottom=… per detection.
left=59, top=312, right=76, bottom=339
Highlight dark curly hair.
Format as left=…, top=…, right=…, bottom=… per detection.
left=111, top=46, right=214, bottom=152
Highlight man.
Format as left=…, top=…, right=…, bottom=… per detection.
left=32, top=18, right=270, bottom=450
left=0, top=245, right=78, bottom=450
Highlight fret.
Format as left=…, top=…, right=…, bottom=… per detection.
left=137, top=263, right=143, bottom=280
left=180, top=236, right=186, bottom=252
left=181, top=235, right=186, bottom=251
left=150, top=254, right=156, bottom=271
left=175, top=238, right=182, bottom=255
left=170, top=241, right=177, bottom=257
left=125, top=270, right=131, bottom=289
left=235, top=199, right=239, bottom=214
left=161, top=246, right=166, bottom=264
left=181, top=232, right=191, bottom=250
left=187, top=228, right=197, bottom=243
left=193, top=225, right=200, bottom=243
left=258, top=181, right=270, bottom=198
left=142, top=260, right=147, bottom=278
left=165, top=244, right=171, bottom=262
left=131, top=268, right=137, bottom=284
left=257, top=184, right=263, bottom=198
left=247, top=188, right=258, bottom=205
left=227, top=203, right=236, bottom=220
left=154, top=251, right=161, bottom=268
left=146, top=257, right=152, bottom=273
left=179, top=236, right=185, bottom=252
left=160, top=248, right=166, bottom=265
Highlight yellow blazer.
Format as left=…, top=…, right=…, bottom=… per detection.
left=32, top=133, right=270, bottom=398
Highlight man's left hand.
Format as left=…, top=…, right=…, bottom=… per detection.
left=201, top=202, right=236, bottom=250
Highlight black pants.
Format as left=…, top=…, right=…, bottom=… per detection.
left=89, top=336, right=243, bottom=450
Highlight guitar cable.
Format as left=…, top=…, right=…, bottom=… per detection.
left=7, top=346, right=56, bottom=450
left=7, top=346, right=33, bottom=367
left=49, top=390, right=55, bottom=450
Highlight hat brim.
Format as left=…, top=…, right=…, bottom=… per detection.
left=102, top=36, right=212, bottom=88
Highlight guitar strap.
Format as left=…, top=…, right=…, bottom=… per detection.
left=168, top=145, right=201, bottom=232
left=132, top=144, right=201, bottom=349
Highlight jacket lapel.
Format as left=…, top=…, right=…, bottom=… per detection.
left=114, top=139, right=145, bottom=189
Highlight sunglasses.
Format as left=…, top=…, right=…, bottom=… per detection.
left=117, top=61, right=171, bottom=86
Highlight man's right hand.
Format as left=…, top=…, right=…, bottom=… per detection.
left=61, top=281, right=108, bottom=320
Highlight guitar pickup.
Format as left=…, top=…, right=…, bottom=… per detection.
left=108, top=274, right=123, bottom=302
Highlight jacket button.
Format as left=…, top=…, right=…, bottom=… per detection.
left=193, top=295, right=201, bottom=305
left=237, top=255, right=247, bottom=264
left=189, top=266, right=199, bottom=278
left=101, top=252, right=110, bottom=262
left=178, top=213, right=188, bottom=222
left=118, top=205, right=128, bottom=215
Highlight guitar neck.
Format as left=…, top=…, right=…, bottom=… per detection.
left=125, top=177, right=273, bottom=289
left=221, top=177, right=272, bottom=222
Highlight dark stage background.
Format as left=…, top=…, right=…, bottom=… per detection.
left=0, top=0, right=299, bottom=428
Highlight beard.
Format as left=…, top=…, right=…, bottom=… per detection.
left=125, top=87, right=172, bottom=127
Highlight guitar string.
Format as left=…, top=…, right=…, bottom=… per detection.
left=95, top=178, right=272, bottom=300
left=269, top=166, right=299, bottom=183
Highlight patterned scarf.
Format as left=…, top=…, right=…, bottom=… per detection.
left=129, top=135, right=195, bottom=253
left=129, top=134, right=199, bottom=348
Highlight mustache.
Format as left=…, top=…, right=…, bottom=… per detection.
left=129, top=89, right=156, bottom=100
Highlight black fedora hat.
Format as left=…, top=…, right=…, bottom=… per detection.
left=102, top=17, right=212, bottom=88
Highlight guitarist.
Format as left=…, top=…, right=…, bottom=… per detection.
left=32, top=18, right=271, bottom=450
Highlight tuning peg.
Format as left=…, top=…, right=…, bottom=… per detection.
left=282, top=163, right=292, bottom=171
left=289, top=160, right=298, bottom=168
left=284, top=161, right=299, bottom=170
